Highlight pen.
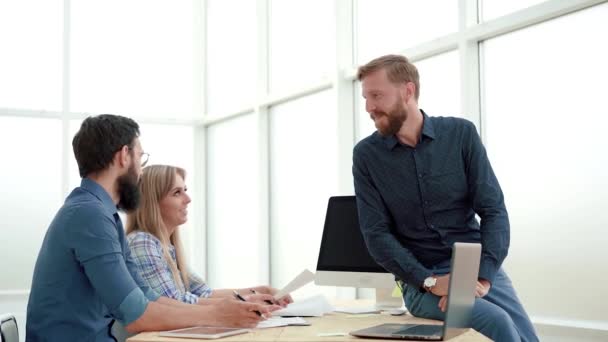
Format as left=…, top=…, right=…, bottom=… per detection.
left=250, top=289, right=276, bottom=305
left=233, top=290, right=263, bottom=317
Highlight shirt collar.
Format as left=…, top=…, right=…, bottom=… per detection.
left=80, top=178, right=118, bottom=215
left=381, top=109, right=436, bottom=150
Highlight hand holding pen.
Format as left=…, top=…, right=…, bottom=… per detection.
left=249, top=286, right=294, bottom=307
left=233, top=290, right=282, bottom=319
left=250, top=289, right=277, bottom=305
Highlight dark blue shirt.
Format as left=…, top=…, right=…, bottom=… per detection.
left=353, top=112, right=509, bottom=288
left=26, top=178, right=160, bottom=342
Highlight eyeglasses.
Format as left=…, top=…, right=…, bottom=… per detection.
left=140, top=152, right=150, bottom=167
left=127, top=146, right=150, bottom=167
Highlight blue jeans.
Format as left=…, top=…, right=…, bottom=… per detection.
left=403, top=267, right=539, bottom=342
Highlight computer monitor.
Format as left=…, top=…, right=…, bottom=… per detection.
left=315, top=196, right=402, bottom=308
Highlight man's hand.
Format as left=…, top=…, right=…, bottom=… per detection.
left=251, top=285, right=294, bottom=307
left=207, top=297, right=274, bottom=328
left=438, top=296, right=448, bottom=312
left=476, top=279, right=491, bottom=298
left=437, top=279, right=491, bottom=312
left=429, top=274, right=450, bottom=297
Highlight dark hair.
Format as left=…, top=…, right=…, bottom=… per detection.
left=72, top=114, right=140, bottom=177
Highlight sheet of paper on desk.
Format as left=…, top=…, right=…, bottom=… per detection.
left=256, top=317, right=310, bottom=329
left=273, top=269, right=315, bottom=299
left=272, top=294, right=334, bottom=317
left=333, top=307, right=381, bottom=314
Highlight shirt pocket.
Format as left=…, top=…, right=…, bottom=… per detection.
left=424, top=168, right=468, bottom=205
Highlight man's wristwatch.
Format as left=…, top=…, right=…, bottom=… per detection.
left=423, top=276, right=437, bottom=291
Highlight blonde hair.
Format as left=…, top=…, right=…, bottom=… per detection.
left=127, top=164, right=190, bottom=289
left=357, top=54, right=420, bottom=100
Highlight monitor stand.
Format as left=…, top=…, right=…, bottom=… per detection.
left=374, top=287, right=403, bottom=310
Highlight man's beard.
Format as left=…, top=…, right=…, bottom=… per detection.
left=376, top=101, right=407, bottom=137
left=117, top=164, right=140, bottom=212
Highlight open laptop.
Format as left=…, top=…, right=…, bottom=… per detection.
left=350, top=242, right=481, bottom=340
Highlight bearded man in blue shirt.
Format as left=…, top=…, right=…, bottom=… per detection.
left=26, top=114, right=275, bottom=342
left=353, top=55, right=539, bottom=342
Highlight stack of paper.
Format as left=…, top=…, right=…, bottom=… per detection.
left=273, top=294, right=334, bottom=317
left=333, top=307, right=381, bottom=314
left=257, top=317, right=309, bottom=329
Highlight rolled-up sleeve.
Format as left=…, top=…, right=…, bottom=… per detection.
left=71, top=207, right=150, bottom=325
left=189, top=273, right=213, bottom=299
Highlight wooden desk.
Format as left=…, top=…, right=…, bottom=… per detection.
left=127, top=311, right=490, bottom=342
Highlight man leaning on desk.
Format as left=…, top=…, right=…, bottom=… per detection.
left=25, top=114, right=280, bottom=342
left=352, top=54, right=539, bottom=342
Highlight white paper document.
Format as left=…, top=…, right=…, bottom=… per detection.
left=333, top=306, right=381, bottom=314
left=273, top=269, right=315, bottom=299
left=256, top=316, right=309, bottom=329
left=273, top=294, right=334, bottom=317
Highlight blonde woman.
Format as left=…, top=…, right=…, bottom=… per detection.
left=126, top=165, right=292, bottom=307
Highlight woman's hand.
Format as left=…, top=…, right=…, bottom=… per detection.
left=207, top=297, right=272, bottom=328
left=251, top=285, right=294, bottom=307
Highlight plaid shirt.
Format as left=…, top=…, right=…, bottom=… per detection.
left=127, top=231, right=212, bottom=303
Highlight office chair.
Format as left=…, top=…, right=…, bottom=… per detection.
left=0, top=314, right=19, bottom=342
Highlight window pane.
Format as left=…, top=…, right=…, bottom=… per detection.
left=207, top=0, right=256, bottom=114
left=270, top=91, right=338, bottom=299
left=138, top=124, right=195, bottom=174
left=356, top=0, right=458, bottom=64
left=355, top=51, right=461, bottom=142
left=207, top=114, right=263, bottom=288
left=70, top=0, right=194, bottom=118
left=0, top=117, right=62, bottom=289
left=0, top=0, right=62, bottom=110
left=416, top=51, right=461, bottom=118
left=482, top=3, right=608, bottom=322
left=269, top=0, right=334, bottom=92
left=482, top=0, right=547, bottom=21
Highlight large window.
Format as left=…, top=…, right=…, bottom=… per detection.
left=0, top=117, right=62, bottom=289
left=481, top=0, right=548, bottom=21
left=415, top=51, right=461, bottom=119
left=269, top=0, right=334, bottom=92
left=70, top=0, right=195, bottom=118
left=269, top=91, right=338, bottom=298
left=0, top=0, right=63, bottom=111
left=206, top=0, right=256, bottom=114
left=355, top=0, right=458, bottom=64
left=482, top=3, right=608, bottom=323
left=206, top=114, right=264, bottom=288
left=3, top=2, right=608, bottom=340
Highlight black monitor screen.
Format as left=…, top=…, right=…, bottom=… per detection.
left=316, top=196, right=386, bottom=273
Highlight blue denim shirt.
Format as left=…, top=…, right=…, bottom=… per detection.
left=26, top=178, right=160, bottom=342
left=353, top=111, right=509, bottom=288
